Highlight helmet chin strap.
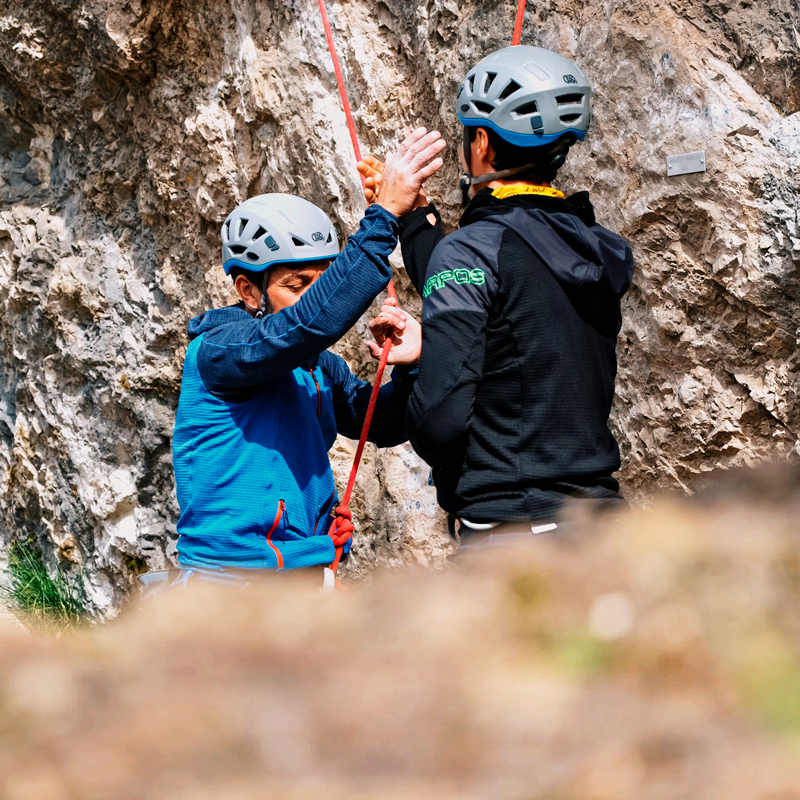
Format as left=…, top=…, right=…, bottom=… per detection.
left=255, top=271, right=270, bottom=319
left=460, top=162, right=544, bottom=189
left=460, top=130, right=574, bottom=206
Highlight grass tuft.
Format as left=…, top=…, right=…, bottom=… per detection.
left=1, top=539, right=88, bottom=634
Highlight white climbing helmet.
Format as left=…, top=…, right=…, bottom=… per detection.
left=456, top=46, right=592, bottom=147
left=222, top=194, right=340, bottom=275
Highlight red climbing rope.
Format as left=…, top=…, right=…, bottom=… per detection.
left=318, top=0, right=396, bottom=573
left=512, top=0, right=527, bottom=46
left=317, top=0, right=364, bottom=185
left=319, top=0, right=526, bottom=574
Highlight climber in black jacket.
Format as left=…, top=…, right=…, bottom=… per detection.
left=359, top=46, right=635, bottom=547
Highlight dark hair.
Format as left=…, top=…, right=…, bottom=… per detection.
left=466, top=126, right=573, bottom=184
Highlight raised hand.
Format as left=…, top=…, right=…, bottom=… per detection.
left=367, top=298, right=421, bottom=366
left=357, top=155, right=384, bottom=205
left=358, top=153, right=433, bottom=211
left=373, top=128, right=445, bottom=218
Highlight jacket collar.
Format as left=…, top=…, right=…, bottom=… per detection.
left=460, top=187, right=596, bottom=228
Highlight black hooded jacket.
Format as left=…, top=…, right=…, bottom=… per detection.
left=399, top=188, right=635, bottom=522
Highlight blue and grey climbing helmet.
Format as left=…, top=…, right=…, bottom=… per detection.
left=456, top=46, right=591, bottom=148
left=222, top=194, right=340, bottom=275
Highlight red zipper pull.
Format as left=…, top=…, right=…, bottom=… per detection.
left=265, top=500, right=285, bottom=569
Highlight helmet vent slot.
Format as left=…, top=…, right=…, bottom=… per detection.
left=237, top=218, right=249, bottom=237
left=253, top=225, right=268, bottom=240
left=513, top=101, right=539, bottom=116
left=326, top=231, right=333, bottom=244
left=473, top=101, right=495, bottom=114
left=560, top=113, right=582, bottom=123
left=246, top=252, right=259, bottom=262
left=223, top=220, right=231, bottom=239
left=229, top=245, right=247, bottom=255
left=498, top=80, right=522, bottom=101
left=467, top=73, right=475, bottom=92
left=556, top=93, right=584, bottom=106
left=483, top=72, right=497, bottom=94
left=292, top=237, right=306, bottom=247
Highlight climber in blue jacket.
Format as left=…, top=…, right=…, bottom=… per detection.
left=171, top=128, right=446, bottom=579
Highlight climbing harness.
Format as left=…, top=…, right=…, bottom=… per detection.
left=316, top=0, right=529, bottom=578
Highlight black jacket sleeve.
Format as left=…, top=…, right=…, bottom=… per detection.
left=405, top=227, right=500, bottom=468
left=320, top=351, right=418, bottom=448
left=398, top=204, right=445, bottom=295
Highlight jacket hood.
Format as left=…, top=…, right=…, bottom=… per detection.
left=187, top=303, right=252, bottom=340
left=462, top=189, right=634, bottom=299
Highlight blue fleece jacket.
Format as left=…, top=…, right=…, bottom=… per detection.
left=172, top=205, right=415, bottom=571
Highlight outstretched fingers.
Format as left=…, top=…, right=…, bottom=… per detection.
left=401, top=130, right=441, bottom=164
left=410, top=137, right=447, bottom=172
left=417, top=156, right=445, bottom=179
left=363, top=175, right=380, bottom=203
left=376, top=126, right=447, bottom=216
left=396, top=127, right=430, bottom=159
left=357, top=155, right=385, bottom=180
left=363, top=154, right=385, bottom=173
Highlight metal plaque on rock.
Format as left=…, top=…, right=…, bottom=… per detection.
left=667, top=151, right=706, bottom=177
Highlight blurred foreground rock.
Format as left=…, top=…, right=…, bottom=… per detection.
left=1, top=467, right=799, bottom=799
left=0, top=1, right=798, bottom=611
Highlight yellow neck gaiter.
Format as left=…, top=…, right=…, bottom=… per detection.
left=492, top=184, right=565, bottom=200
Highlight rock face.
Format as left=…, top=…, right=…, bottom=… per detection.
left=0, top=0, right=798, bottom=612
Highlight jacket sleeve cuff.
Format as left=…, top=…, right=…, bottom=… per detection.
left=390, top=364, right=419, bottom=383
left=398, top=204, right=441, bottom=239
left=368, top=203, right=399, bottom=232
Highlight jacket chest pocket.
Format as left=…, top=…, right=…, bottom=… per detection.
left=308, top=369, right=337, bottom=449
left=305, top=367, right=323, bottom=419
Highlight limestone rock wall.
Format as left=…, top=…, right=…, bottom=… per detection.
left=0, top=0, right=798, bottom=612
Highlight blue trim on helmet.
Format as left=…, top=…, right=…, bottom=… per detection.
left=223, top=254, right=339, bottom=276
left=458, top=115, right=587, bottom=148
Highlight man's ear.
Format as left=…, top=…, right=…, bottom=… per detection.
left=476, top=128, right=496, bottom=168
left=234, top=274, right=261, bottom=310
